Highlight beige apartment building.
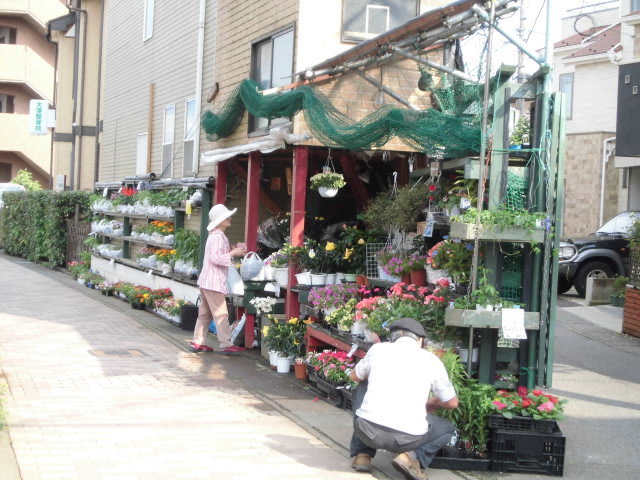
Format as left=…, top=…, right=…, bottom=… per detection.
left=0, top=0, right=67, bottom=187
left=47, top=0, right=103, bottom=191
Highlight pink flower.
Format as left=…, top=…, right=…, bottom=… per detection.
left=429, top=184, right=437, bottom=192
left=517, top=386, right=528, bottom=397
left=537, top=401, right=555, bottom=412
left=436, top=278, right=450, bottom=288
left=492, top=400, right=507, bottom=410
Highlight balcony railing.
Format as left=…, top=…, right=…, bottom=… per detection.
left=0, top=44, right=54, bottom=102
left=0, top=113, right=51, bottom=174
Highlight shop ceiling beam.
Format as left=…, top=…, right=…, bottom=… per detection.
left=354, top=70, right=419, bottom=110
left=472, top=4, right=544, bottom=65
left=228, top=160, right=282, bottom=216
left=390, top=46, right=481, bottom=85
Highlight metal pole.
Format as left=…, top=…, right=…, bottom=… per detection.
left=527, top=0, right=554, bottom=389
left=467, top=0, right=497, bottom=377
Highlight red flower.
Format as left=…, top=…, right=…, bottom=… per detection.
left=429, top=184, right=437, bottom=192
left=532, top=389, right=544, bottom=396
left=548, top=395, right=559, bottom=404
left=517, top=386, right=528, bottom=397
left=521, top=398, right=532, bottom=408
left=429, top=195, right=435, bottom=201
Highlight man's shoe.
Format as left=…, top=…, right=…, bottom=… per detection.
left=220, top=345, right=246, bottom=355
left=351, top=453, right=372, bottom=472
left=392, top=453, right=427, bottom=480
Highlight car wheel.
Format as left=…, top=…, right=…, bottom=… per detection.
left=574, top=261, right=614, bottom=298
left=557, top=276, right=573, bottom=295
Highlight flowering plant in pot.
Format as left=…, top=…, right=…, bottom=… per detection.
left=325, top=298, right=358, bottom=331
left=308, top=283, right=359, bottom=312
left=491, top=386, right=567, bottom=421
left=305, top=350, right=357, bottom=388
left=428, top=237, right=473, bottom=286
left=309, top=171, right=346, bottom=190
left=262, top=315, right=308, bottom=358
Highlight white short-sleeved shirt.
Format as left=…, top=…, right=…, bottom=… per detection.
left=354, top=336, right=456, bottom=435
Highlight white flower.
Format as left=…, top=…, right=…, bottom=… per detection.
left=249, top=296, right=277, bottom=315
left=308, top=249, right=316, bottom=259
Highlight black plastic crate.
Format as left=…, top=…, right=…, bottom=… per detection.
left=491, top=428, right=566, bottom=476
left=342, top=389, right=353, bottom=413
left=488, top=414, right=558, bottom=434
left=313, top=377, right=343, bottom=408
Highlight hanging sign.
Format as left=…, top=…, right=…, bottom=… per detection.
left=29, top=99, right=49, bottom=135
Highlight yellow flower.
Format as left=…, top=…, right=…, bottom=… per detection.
left=343, top=248, right=354, bottom=260
left=319, top=217, right=325, bottom=221
left=358, top=238, right=366, bottom=245
left=288, top=317, right=298, bottom=324
left=294, top=338, right=300, bottom=345
left=303, top=318, right=314, bottom=325
left=325, top=242, right=336, bottom=251
left=262, top=326, right=269, bottom=337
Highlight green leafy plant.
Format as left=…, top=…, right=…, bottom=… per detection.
left=510, top=116, right=531, bottom=145
left=174, top=229, right=200, bottom=265
left=438, top=350, right=496, bottom=456
left=325, top=298, right=358, bottom=330
left=613, top=276, right=628, bottom=299
left=491, top=386, right=567, bottom=421
left=11, top=169, right=42, bottom=191
left=361, top=183, right=432, bottom=233
left=309, top=172, right=346, bottom=190
left=262, top=316, right=307, bottom=357
left=454, top=207, right=547, bottom=231
left=1, top=191, right=92, bottom=266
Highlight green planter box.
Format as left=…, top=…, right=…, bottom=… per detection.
left=444, top=308, right=540, bottom=330
left=449, top=221, right=544, bottom=243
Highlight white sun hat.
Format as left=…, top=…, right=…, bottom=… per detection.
left=207, top=204, right=237, bottom=231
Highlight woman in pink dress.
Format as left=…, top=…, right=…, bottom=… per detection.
left=191, top=204, right=247, bottom=354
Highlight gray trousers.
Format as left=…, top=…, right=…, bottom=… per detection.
left=349, top=381, right=456, bottom=468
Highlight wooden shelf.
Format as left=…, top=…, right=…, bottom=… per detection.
left=121, top=235, right=174, bottom=249
left=305, top=324, right=369, bottom=359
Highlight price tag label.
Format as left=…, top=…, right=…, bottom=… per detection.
left=110, top=258, right=115, bottom=266
left=102, top=187, right=108, bottom=197
left=147, top=269, right=153, bottom=277
left=347, top=343, right=358, bottom=358
left=501, top=308, right=527, bottom=339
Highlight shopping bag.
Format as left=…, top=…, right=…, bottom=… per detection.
left=230, top=313, right=246, bottom=346
left=227, top=264, right=245, bottom=295
left=240, top=252, right=264, bottom=280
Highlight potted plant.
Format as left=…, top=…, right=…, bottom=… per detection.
left=309, top=170, right=346, bottom=198
left=263, top=316, right=307, bottom=373
left=450, top=207, right=548, bottom=245
left=435, top=350, right=495, bottom=467
left=611, top=276, right=628, bottom=307
left=428, top=238, right=473, bottom=288
left=510, top=116, right=530, bottom=149
left=405, top=254, right=428, bottom=286
left=489, top=386, right=567, bottom=433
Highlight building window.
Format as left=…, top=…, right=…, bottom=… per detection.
left=632, top=0, right=640, bottom=13
left=143, top=0, right=154, bottom=41
left=183, top=98, right=197, bottom=177
left=342, top=0, right=419, bottom=43
left=136, top=133, right=148, bottom=175
left=559, top=73, right=574, bottom=120
left=0, top=26, right=17, bottom=44
left=161, top=105, right=175, bottom=177
left=0, top=94, right=15, bottom=113
left=250, top=27, right=294, bottom=133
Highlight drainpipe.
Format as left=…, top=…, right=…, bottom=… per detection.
left=46, top=23, right=59, bottom=190
left=94, top=0, right=106, bottom=184
left=193, top=0, right=207, bottom=176
left=600, top=137, right=616, bottom=226
left=67, top=0, right=88, bottom=190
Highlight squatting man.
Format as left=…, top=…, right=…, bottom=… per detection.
left=349, top=317, right=459, bottom=480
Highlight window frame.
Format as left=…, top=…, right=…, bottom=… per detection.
left=559, top=73, right=574, bottom=120
left=632, top=0, right=640, bottom=13
left=136, top=132, right=148, bottom=175
left=341, top=0, right=419, bottom=43
left=249, top=25, right=295, bottom=135
left=161, top=104, right=175, bottom=177
left=143, top=0, right=155, bottom=41
left=183, top=98, right=197, bottom=177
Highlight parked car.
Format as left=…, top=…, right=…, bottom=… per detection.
left=0, top=183, right=26, bottom=208
left=558, top=211, right=639, bottom=297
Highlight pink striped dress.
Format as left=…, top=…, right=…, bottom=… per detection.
left=197, top=229, right=232, bottom=294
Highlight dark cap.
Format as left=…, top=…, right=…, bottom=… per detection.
left=389, top=318, right=426, bottom=338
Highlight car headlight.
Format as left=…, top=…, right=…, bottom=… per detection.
left=558, top=243, right=577, bottom=261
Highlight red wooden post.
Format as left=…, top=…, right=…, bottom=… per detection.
left=214, top=162, right=228, bottom=205
left=244, top=151, right=262, bottom=347
left=286, top=146, right=309, bottom=319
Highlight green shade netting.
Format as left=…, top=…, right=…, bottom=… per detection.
left=201, top=78, right=482, bottom=158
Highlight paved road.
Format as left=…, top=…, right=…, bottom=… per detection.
left=1, top=253, right=640, bottom=480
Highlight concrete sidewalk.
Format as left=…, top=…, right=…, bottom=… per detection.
left=0, top=254, right=470, bottom=480
left=1, top=253, right=640, bottom=479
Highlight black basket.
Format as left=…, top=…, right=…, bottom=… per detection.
left=430, top=455, right=491, bottom=471
left=488, top=414, right=558, bottom=434
left=491, top=428, right=566, bottom=476
left=314, top=377, right=343, bottom=408
left=342, top=388, right=353, bottom=413
left=179, top=304, right=199, bottom=331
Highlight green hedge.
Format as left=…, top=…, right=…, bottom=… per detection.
left=0, top=190, right=91, bottom=266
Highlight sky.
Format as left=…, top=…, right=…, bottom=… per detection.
left=459, top=0, right=619, bottom=77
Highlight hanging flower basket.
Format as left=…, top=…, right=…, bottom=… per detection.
left=318, top=186, right=339, bottom=198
